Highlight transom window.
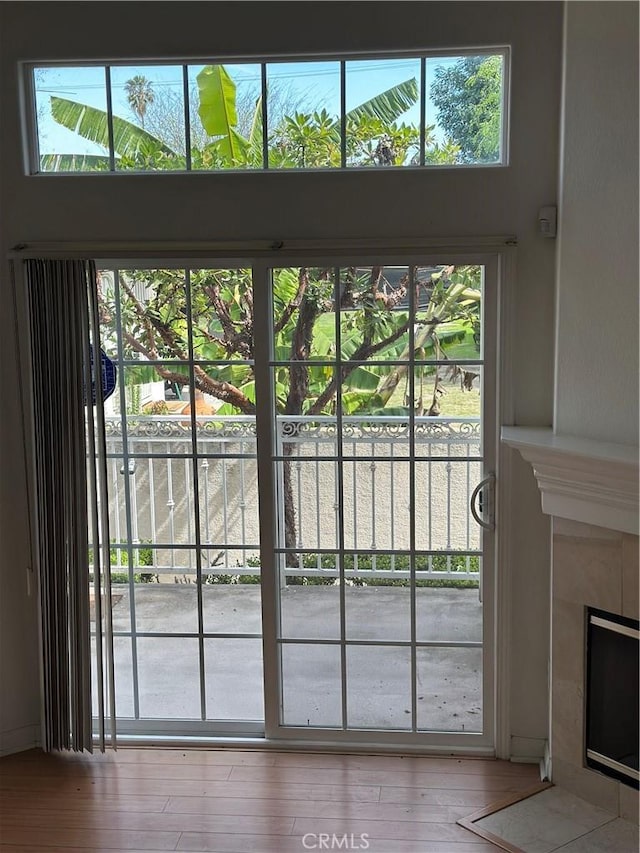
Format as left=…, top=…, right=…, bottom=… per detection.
left=28, top=50, right=508, bottom=174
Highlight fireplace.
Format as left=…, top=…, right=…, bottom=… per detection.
left=585, top=607, right=639, bottom=789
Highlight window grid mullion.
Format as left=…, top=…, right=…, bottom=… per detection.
left=419, top=58, right=426, bottom=167
left=409, top=265, right=418, bottom=733
left=112, top=268, right=140, bottom=718
left=182, top=66, right=192, bottom=171
left=261, top=64, right=269, bottom=170
left=104, top=66, right=116, bottom=172
left=340, top=61, right=346, bottom=168
left=334, top=266, right=348, bottom=730
left=184, top=269, right=207, bottom=721
left=252, top=262, right=281, bottom=735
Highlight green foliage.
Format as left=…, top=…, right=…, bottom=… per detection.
left=285, top=577, right=478, bottom=589
left=204, top=573, right=261, bottom=585
left=47, top=63, right=458, bottom=171
left=88, top=542, right=156, bottom=584
left=101, top=262, right=481, bottom=421
left=196, top=65, right=251, bottom=164
left=200, top=551, right=477, bottom=588
left=50, top=96, right=180, bottom=167
left=424, top=139, right=462, bottom=165
left=347, top=78, right=419, bottom=125
left=110, top=572, right=157, bottom=584
left=40, top=153, right=111, bottom=172
left=298, top=552, right=479, bottom=573
left=270, top=109, right=339, bottom=168
left=346, top=116, right=419, bottom=167
left=430, top=55, right=503, bottom=163
left=202, top=552, right=478, bottom=589
left=286, top=554, right=480, bottom=589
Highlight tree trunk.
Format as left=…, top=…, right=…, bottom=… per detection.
left=281, top=270, right=319, bottom=568
left=282, top=443, right=297, bottom=567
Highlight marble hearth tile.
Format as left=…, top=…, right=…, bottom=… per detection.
left=552, top=757, right=620, bottom=814
left=552, top=678, right=584, bottom=766
left=619, top=783, right=639, bottom=825
left=475, top=786, right=615, bottom=853
left=553, top=817, right=639, bottom=852
left=621, top=535, right=639, bottom=620
left=553, top=517, right=623, bottom=542
left=552, top=598, right=584, bottom=684
left=553, top=538, right=621, bottom=611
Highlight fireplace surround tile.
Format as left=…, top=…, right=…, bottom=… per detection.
left=552, top=677, right=584, bottom=767
left=553, top=536, right=622, bottom=611
left=622, top=534, right=639, bottom=620
left=552, top=598, right=583, bottom=684
left=619, top=782, right=639, bottom=824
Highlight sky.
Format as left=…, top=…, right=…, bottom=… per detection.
left=34, top=56, right=480, bottom=159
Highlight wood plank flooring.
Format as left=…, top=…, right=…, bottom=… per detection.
left=0, top=747, right=539, bottom=852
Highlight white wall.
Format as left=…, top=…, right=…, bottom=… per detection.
left=0, top=1, right=562, bottom=757
left=555, top=1, right=639, bottom=445
left=0, top=8, right=41, bottom=750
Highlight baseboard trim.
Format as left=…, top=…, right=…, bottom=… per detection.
left=540, top=739, right=551, bottom=781
left=510, top=735, right=547, bottom=762
left=0, top=724, right=40, bottom=757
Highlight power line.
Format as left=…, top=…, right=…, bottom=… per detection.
left=35, top=59, right=427, bottom=94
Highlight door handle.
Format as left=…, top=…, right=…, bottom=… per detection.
left=470, top=473, right=495, bottom=530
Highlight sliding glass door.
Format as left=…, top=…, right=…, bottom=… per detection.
left=95, top=264, right=264, bottom=736
left=92, top=252, right=497, bottom=748
left=260, top=257, right=496, bottom=748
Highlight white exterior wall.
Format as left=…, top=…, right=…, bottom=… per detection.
left=0, top=1, right=562, bottom=757
left=554, top=1, right=639, bottom=445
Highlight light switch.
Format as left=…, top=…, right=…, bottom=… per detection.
left=538, top=205, right=557, bottom=238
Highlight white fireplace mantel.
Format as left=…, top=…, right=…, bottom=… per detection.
left=501, top=427, right=639, bottom=535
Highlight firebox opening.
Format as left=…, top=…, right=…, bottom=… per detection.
left=585, top=607, right=639, bottom=790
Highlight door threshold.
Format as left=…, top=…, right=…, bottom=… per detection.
left=107, top=733, right=496, bottom=757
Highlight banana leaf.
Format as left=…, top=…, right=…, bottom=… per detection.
left=345, top=78, right=419, bottom=125
left=40, top=153, right=111, bottom=171
left=196, top=65, right=250, bottom=164
left=50, top=96, right=177, bottom=159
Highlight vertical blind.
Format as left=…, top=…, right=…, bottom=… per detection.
left=23, top=258, right=115, bottom=751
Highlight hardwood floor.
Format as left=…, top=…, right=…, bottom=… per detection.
left=0, top=747, right=540, bottom=852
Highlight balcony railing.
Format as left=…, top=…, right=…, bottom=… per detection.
left=99, top=414, right=482, bottom=584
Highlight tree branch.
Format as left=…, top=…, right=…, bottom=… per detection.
left=201, top=278, right=251, bottom=358
left=285, top=270, right=320, bottom=416
left=118, top=276, right=159, bottom=352
left=120, top=297, right=255, bottom=415
left=308, top=313, right=412, bottom=416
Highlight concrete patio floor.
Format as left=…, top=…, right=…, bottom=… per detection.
left=99, top=585, right=483, bottom=734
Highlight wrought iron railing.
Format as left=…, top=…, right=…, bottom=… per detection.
left=99, top=414, right=482, bottom=583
